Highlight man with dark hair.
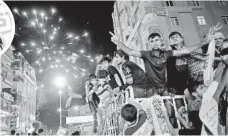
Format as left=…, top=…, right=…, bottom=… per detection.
left=10, top=130, right=16, bottom=135
left=100, top=56, right=124, bottom=90
left=121, top=104, right=138, bottom=122
left=120, top=101, right=154, bottom=135
left=167, top=31, right=189, bottom=96
left=115, top=49, right=151, bottom=97
left=111, top=23, right=222, bottom=96
left=71, top=131, right=80, bottom=135
left=38, top=128, right=44, bottom=135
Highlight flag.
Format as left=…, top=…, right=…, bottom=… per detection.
left=203, top=39, right=215, bottom=85
left=65, top=90, right=82, bottom=108
left=200, top=62, right=228, bottom=135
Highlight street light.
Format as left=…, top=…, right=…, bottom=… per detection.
left=53, top=76, right=66, bottom=128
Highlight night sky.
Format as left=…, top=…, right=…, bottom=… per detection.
left=5, top=1, right=116, bottom=130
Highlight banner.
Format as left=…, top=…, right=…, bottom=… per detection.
left=203, top=39, right=215, bottom=85
left=199, top=82, right=219, bottom=135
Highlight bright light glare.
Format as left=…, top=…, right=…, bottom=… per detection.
left=80, top=49, right=85, bottom=53
left=83, top=32, right=88, bottom=37
left=13, top=8, right=18, bottom=13
left=54, top=77, right=66, bottom=88
left=51, top=8, right=56, bottom=13
left=74, top=107, right=78, bottom=110
left=58, top=108, right=62, bottom=112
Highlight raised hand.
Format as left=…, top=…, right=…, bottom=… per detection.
left=204, top=22, right=223, bottom=44
left=109, top=31, right=121, bottom=46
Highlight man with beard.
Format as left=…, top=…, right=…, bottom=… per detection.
left=110, top=23, right=222, bottom=96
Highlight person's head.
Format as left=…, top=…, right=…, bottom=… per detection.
left=11, top=130, right=16, bottom=135
left=169, top=31, right=184, bottom=45
left=100, top=57, right=111, bottom=70
left=121, top=104, right=137, bottom=122
left=71, top=131, right=80, bottom=135
left=148, top=33, right=164, bottom=50
left=15, top=133, right=20, bottom=136
left=214, top=32, right=226, bottom=47
left=38, top=128, right=44, bottom=134
left=195, top=84, right=207, bottom=98
left=88, top=74, right=97, bottom=85
left=114, top=49, right=129, bottom=65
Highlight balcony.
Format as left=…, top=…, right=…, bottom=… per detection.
left=0, top=96, right=12, bottom=117
left=1, top=64, right=13, bottom=88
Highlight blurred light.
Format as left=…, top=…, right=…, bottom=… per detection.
left=41, top=84, right=44, bottom=88
left=73, top=67, right=76, bottom=70
left=45, top=17, right=48, bottom=20
left=90, top=59, right=94, bottom=62
left=32, top=9, right=37, bottom=14
left=83, top=32, right=88, bottom=37
left=80, top=49, right=85, bottom=53
left=54, top=77, right=66, bottom=88
left=40, top=12, right=45, bottom=17
left=59, top=90, right=62, bottom=94
left=65, top=69, right=69, bottom=73
left=37, top=50, right=42, bottom=54
left=13, top=8, right=18, bottom=13
left=59, top=51, right=62, bottom=54
left=42, top=57, right=46, bottom=61
left=43, top=29, right=46, bottom=33
left=57, top=108, right=62, bottom=112
left=50, top=65, right=54, bottom=68
left=56, top=59, right=60, bottom=62
left=42, top=42, right=45, bottom=45
left=39, top=69, right=43, bottom=73
left=51, top=8, right=56, bottom=14
left=25, top=50, right=30, bottom=53
left=74, top=107, right=78, bottom=110
left=53, top=51, right=56, bottom=54
left=68, top=34, right=73, bottom=38
left=59, top=17, right=62, bottom=22
left=21, top=43, right=25, bottom=46
left=60, top=47, right=65, bottom=50
left=22, top=11, right=27, bottom=16
left=88, top=55, right=91, bottom=58
left=74, top=36, right=79, bottom=40
left=50, top=35, right=54, bottom=40
left=68, top=43, right=72, bottom=45
left=60, top=65, right=63, bottom=67
left=31, top=21, right=35, bottom=26
left=40, top=23, right=43, bottom=28
left=31, top=42, right=36, bottom=46
left=36, top=61, right=39, bottom=64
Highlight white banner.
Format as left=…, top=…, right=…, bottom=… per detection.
left=66, top=115, right=94, bottom=124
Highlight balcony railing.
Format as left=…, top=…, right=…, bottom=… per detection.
left=99, top=85, right=188, bottom=135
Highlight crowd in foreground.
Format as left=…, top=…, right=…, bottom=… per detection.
left=85, top=22, right=228, bottom=135
left=7, top=23, right=228, bottom=136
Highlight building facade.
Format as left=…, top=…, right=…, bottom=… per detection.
left=1, top=48, right=37, bottom=134
left=112, top=0, right=228, bottom=69
left=0, top=46, right=15, bottom=135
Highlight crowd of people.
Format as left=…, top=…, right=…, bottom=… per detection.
left=85, top=22, right=228, bottom=135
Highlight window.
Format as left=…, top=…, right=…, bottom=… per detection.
left=192, top=1, right=200, bottom=6
left=131, top=0, right=134, bottom=7
left=197, top=16, right=206, bottom=25
left=166, top=1, right=174, bottom=6
left=217, top=0, right=226, bottom=6
left=170, top=17, right=179, bottom=26
left=222, top=16, right=228, bottom=24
